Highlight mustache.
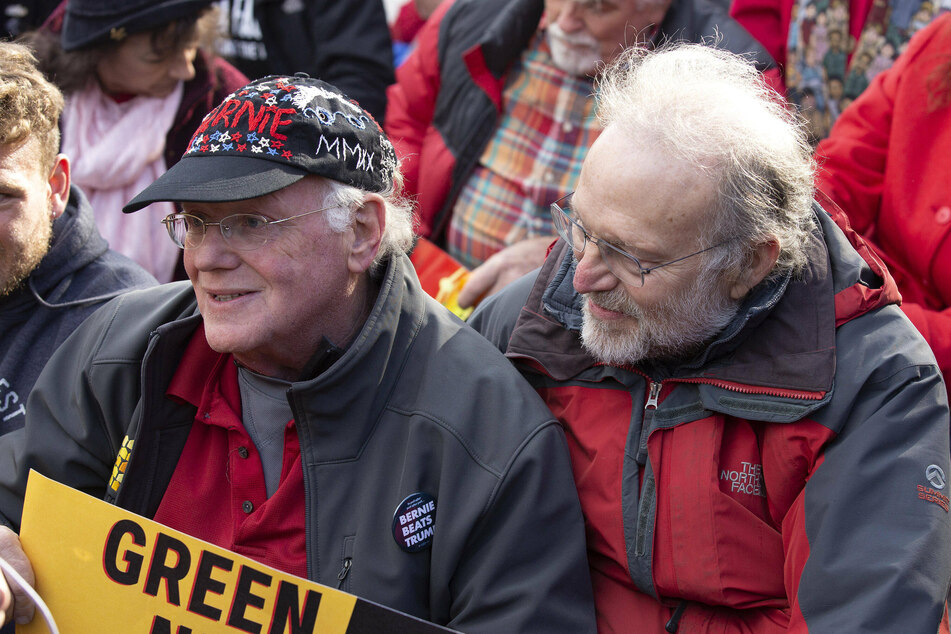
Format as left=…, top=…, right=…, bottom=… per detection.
left=585, top=288, right=640, bottom=317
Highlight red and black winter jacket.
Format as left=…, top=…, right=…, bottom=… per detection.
left=470, top=204, right=951, bottom=632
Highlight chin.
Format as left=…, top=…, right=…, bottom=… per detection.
left=580, top=303, right=645, bottom=365
left=148, top=84, right=179, bottom=99
left=549, top=44, right=600, bottom=76
left=201, top=323, right=246, bottom=356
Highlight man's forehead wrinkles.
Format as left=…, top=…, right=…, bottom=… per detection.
left=573, top=189, right=671, bottom=260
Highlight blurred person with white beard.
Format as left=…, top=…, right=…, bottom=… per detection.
left=470, top=42, right=951, bottom=633
left=386, top=0, right=779, bottom=310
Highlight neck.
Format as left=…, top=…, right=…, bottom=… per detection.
left=333, top=273, right=378, bottom=349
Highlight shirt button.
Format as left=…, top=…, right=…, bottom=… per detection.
left=562, top=122, right=574, bottom=133
left=936, top=206, right=951, bottom=224
left=544, top=170, right=556, bottom=183
left=237, top=446, right=249, bottom=459
left=242, top=500, right=254, bottom=514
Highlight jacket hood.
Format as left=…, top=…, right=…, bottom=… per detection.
left=657, top=0, right=776, bottom=71
left=26, top=185, right=138, bottom=307
left=32, top=186, right=105, bottom=289
left=506, top=203, right=902, bottom=396
left=12, top=185, right=155, bottom=314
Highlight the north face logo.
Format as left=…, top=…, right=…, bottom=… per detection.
left=720, top=461, right=766, bottom=497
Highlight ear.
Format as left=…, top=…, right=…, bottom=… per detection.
left=347, top=194, right=385, bottom=274
left=47, top=154, right=70, bottom=220
left=728, top=238, right=780, bottom=300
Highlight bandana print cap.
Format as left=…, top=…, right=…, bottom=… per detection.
left=124, top=74, right=398, bottom=212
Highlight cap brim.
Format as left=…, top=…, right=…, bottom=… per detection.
left=123, top=155, right=308, bottom=213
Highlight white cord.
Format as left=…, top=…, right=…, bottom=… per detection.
left=0, top=555, right=58, bottom=634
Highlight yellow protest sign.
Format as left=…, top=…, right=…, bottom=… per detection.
left=18, top=471, right=360, bottom=633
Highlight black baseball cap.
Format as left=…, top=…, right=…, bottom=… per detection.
left=62, top=0, right=215, bottom=51
left=124, top=75, right=397, bottom=213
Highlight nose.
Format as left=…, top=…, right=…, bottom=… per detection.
left=184, top=223, right=240, bottom=274
left=572, top=245, right=619, bottom=295
left=552, top=1, right=585, bottom=33
left=168, top=46, right=197, bottom=82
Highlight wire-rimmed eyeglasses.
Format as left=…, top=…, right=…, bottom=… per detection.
left=549, top=193, right=726, bottom=287
left=162, top=205, right=337, bottom=251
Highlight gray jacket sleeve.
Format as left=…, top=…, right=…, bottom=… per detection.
left=791, top=306, right=951, bottom=632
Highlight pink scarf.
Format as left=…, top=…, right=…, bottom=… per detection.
left=62, top=81, right=184, bottom=282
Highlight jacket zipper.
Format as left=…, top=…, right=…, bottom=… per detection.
left=594, top=362, right=827, bottom=402
left=639, top=379, right=661, bottom=457
left=337, top=535, right=355, bottom=590
left=645, top=380, right=662, bottom=409
left=634, top=380, right=662, bottom=557
left=670, top=376, right=825, bottom=400
left=336, top=558, right=352, bottom=589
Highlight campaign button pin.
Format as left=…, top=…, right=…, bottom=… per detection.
left=392, top=492, right=436, bottom=553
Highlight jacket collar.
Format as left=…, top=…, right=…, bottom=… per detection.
left=28, top=185, right=107, bottom=298
left=464, top=0, right=544, bottom=79
left=143, top=254, right=425, bottom=463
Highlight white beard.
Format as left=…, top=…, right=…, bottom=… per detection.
left=547, top=23, right=602, bottom=76
left=580, top=266, right=740, bottom=365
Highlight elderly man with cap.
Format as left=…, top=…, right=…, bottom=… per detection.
left=0, top=76, right=597, bottom=632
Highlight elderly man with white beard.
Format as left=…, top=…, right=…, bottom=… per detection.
left=385, top=0, right=779, bottom=310
left=470, top=43, right=951, bottom=633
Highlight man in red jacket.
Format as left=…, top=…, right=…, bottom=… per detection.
left=470, top=42, right=951, bottom=632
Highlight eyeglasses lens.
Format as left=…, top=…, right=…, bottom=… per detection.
left=224, top=215, right=269, bottom=250
left=597, top=243, right=645, bottom=287
left=164, top=216, right=196, bottom=249
left=552, top=204, right=582, bottom=252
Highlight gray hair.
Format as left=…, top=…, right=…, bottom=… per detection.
left=319, top=170, right=415, bottom=271
left=595, top=43, right=817, bottom=281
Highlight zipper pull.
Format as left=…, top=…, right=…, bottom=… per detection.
left=645, top=380, right=662, bottom=411
left=665, top=600, right=688, bottom=632
left=336, top=557, right=352, bottom=588
left=637, top=380, right=662, bottom=464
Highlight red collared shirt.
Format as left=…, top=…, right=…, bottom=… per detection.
left=153, top=324, right=307, bottom=578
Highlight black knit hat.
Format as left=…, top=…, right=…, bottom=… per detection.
left=61, top=0, right=215, bottom=51
left=123, top=75, right=398, bottom=213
